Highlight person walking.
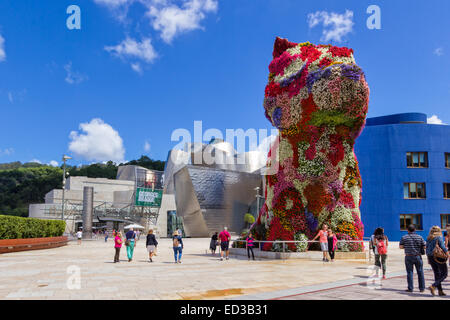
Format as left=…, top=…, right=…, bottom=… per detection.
left=172, top=230, right=184, bottom=263
left=399, top=224, right=426, bottom=292
left=246, top=232, right=256, bottom=261
left=125, top=228, right=136, bottom=262
left=209, top=232, right=218, bottom=255
left=373, top=227, right=388, bottom=279
left=114, top=231, right=123, bottom=263
left=146, top=229, right=158, bottom=262
left=426, top=226, right=449, bottom=296
left=104, top=231, right=109, bottom=243
left=327, top=229, right=338, bottom=262
left=76, top=229, right=82, bottom=245
left=219, top=227, right=231, bottom=261
left=312, top=224, right=329, bottom=262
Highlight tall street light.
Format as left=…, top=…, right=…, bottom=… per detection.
left=255, top=186, right=264, bottom=218
left=61, top=155, right=72, bottom=221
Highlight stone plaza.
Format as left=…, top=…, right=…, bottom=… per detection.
left=0, top=238, right=448, bottom=300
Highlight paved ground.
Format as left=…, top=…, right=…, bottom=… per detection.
left=0, top=238, right=448, bottom=300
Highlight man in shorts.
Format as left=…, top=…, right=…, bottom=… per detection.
left=219, top=227, right=231, bottom=261
left=313, top=224, right=329, bottom=262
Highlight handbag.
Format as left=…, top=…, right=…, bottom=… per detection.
left=125, top=239, right=130, bottom=247
left=433, top=239, right=448, bottom=264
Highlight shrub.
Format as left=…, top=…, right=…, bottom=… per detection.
left=294, top=233, right=308, bottom=252
left=0, top=215, right=65, bottom=240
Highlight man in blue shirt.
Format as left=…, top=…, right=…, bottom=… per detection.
left=125, top=228, right=136, bottom=262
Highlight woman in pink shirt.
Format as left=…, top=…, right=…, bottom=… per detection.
left=312, top=224, right=329, bottom=262
left=114, top=231, right=123, bottom=263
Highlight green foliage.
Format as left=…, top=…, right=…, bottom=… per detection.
left=125, top=156, right=165, bottom=171
left=309, top=110, right=356, bottom=127
left=244, top=213, right=255, bottom=224
left=68, top=161, right=118, bottom=179
left=0, top=166, right=63, bottom=217
left=0, top=215, right=65, bottom=239
left=294, top=233, right=308, bottom=252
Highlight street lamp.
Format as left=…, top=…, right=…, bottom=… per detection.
left=61, top=155, right=72, bottom=221
left=254, top=186, right=264, bottom=217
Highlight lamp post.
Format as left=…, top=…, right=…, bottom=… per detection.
left=255, top=186, right=263, bottom=217
left=61, top=155, right=72, bottom=221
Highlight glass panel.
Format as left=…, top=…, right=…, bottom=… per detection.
left=406, top=153, right=412, bottom=167
left=419, top=153, right=426, bottom=167
left=403, top=184, right=409, bottom=198
left=400, top=215, right=406, bottom=230
left=412, top=153, right=419, bottom=166
left=417, top=183, right=425, bottom=198
left=410, top=183, right=417, bottom=198
left=405, top=215, right=412, bottom=227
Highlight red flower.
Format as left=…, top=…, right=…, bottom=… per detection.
left=300, top=45, right=322, bottom=62
left=265, top=82, right=284, bottom=97
left=318, top=57, right=332, bottom=68
left=273, top=37, right=297, bottom=59
left=329, top=46, right=353, bottom=57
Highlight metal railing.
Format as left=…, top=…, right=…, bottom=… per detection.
left=231, top=238, right=368, bottom=254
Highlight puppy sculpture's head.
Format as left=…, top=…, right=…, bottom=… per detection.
left=264, top=37, right=369, bottom=138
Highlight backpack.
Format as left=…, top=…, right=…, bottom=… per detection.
left=376, top=238, right=387, bottom=255
left=433, top=238, right=448, bottom=263
left=173, top=236, right=179, bottom=247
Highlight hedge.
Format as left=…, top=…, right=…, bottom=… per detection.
left=0, top=215, right=66, bottom=240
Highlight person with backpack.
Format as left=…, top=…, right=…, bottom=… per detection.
left=146, top=229, right=158, bottom=262
left=426, top=226, right=449, bottom=296
left=373, top=228, right=388, bottom=279
left=125, top=227, right=136, bottom=262
left=172, top=230, right=184, bottom=263
left=246, top=232, right=256, bottom=261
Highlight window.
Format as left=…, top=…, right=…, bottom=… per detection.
left=406, top=152, right=428, bottom=168
left=400, top=214, right=423, bottom=231
left=446, top=153, right=450, bottom=169
left=441, top=214, right=450, bottom=229
left=404, top=183, right=426, bottom=199
left=444, top=183, right=450, bottom=199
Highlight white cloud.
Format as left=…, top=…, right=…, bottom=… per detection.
left=434, top=48, right=444, bottom=56
left=68, top=118, right=125, bottom=163
left=427, top=115, right=446, bottom=125
left=146, top=0, right=218, bottom=43
left=105, top=37, right=157, bottom=71
left=307, top=10, right=354, bottom=43
left=49, top=160, right=59, bottom=167
left=0, top=148, right=14, bottom=156
left=0, top=34, right=5, bottom=62
left=64, top=62, right=88, bottom=84
left=144, top=141, right=151, bottom=152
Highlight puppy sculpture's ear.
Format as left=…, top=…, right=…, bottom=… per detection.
left=273, top=37, right=297, bottom=59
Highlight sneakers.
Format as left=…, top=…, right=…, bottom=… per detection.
left=220, top=257, right=223, bottom=261
left=429, top=285, right=436, bottom=296
left=382, top=275, right=386, bottom=280
left=226, top=257, right=229, bottom=260
left=178, top=260, right=182, bottom=263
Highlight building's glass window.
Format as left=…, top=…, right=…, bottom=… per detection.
left=446, top=153, right=450, bottom=169
left=400, top=214, right=423, bottom=231
left=441, top=214, right=450, bottom=229
left=404, top=183, right=426, bottom=199
left=444, top=183, right=450, bottom=199
left=406, top=152, right=428, bottom=168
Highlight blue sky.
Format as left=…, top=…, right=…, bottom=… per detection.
left=0, top=0, right=449, bottom=166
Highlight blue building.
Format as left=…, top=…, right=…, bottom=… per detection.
left=355, top=113, right=450, bottom=241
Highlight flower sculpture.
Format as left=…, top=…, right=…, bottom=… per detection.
left=254, top=37, right=370, bottom=251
